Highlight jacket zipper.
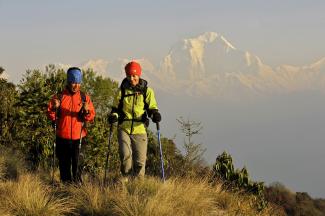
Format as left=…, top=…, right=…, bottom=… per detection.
left=70, top=94, right=73, bottom=142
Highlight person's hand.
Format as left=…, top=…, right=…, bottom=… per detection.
left=152, top=111, right=161, bottom=123
left=82, top=103, right=89, bottom=114
left=108, top=114, right=118, bottom=124
left=53, top=99, right=60, bottom=109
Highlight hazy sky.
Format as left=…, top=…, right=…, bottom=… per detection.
left=1, top=0, right=325, bottom=83
left=2, top=0, right=325, bottom=198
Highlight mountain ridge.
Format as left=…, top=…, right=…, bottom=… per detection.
left=54, top=32, right=325, bottom=98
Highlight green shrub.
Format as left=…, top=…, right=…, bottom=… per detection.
left=213, top=151, right=267, bottom=210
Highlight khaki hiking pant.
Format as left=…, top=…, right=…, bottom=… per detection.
left=118, top=129, right=148, bottom=178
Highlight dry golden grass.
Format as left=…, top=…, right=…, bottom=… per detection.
left=0, top=174, right=75, bottom=216
left=0, top=155, right=5, bottom=180
left=115, top=177, right=220, bottom=216
left=0, top=173, right=285, bottom=216
left=67, top=177, right=284, bottom=216
left=67, top=180, right=114, bottom=215
left=0, top=150, right=284, bottom=216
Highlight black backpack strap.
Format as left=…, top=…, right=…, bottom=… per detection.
left=56, top=92, right=64, bottom=118
left=115, top=87, right=126, bottom=124
left=79, top=91, right=88, bottom=122
left=118, top=87, right=125, bottom=112
left=80, top=91, right=86, bottom=104
left=142, top=86, right=148, bottom=111
left=56, top=91, right=63, bottom=104
left=140, top=86, right=149, bottom=127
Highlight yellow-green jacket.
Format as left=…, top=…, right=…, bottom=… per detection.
left=111, top=78, right=158, bottom=134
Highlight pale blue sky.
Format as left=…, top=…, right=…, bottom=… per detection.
left=1, top=0, right=325, bottom=82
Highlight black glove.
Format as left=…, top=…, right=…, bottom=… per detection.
left=78, top=107, right=89, bottom=120
left=152, top=111, right=161, bottom=123
left=108, top=114, right=118, bottom=124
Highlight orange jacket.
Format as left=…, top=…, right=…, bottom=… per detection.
left=47, top=89, right=95, bottom=140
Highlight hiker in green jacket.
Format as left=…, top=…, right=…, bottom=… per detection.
left=108, top=61, right=161, bottom=181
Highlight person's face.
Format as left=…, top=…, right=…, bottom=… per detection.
left=127, top=74, right=140, bottom=86
left=67, top=82, right=81, bottom=93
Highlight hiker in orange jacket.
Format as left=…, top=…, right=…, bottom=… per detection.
left=47, top=67, right=95, bottom=183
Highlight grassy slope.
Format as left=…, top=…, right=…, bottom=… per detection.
left=0, top=152, right=284, bottom=216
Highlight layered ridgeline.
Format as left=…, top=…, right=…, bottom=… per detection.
left=62, top=32, right=325, bottom=98
left=157, top=32, right=325, bottom=96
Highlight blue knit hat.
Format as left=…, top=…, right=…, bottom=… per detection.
left=67, top=67, right=82, bottom=83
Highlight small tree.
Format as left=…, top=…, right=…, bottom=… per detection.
left=146, top=131, right=184, bottom=178
left=0, top=67, right=18, bottom=147
left=14, top=66, right=66, bottom=169
left=176, top=116, right=206, bottom=177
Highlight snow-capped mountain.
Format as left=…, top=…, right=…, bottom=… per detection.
left=156, top=32, right=325, bottom=97
left=55, top=32, right=325, bottom=98
left=157, top=32, right=274, bottom=96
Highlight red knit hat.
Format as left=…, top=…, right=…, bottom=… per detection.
left=125, top=61, right=142, bottom=76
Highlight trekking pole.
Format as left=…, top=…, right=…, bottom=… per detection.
left=103, top=123, right=114, bottom=185
left=52, top=108, right=57, bottom=185
left=77, top=100, right=87, bottom=183
left=156, top=123, right=165, bottom=182
left=76, top=121, right=84, bottom=183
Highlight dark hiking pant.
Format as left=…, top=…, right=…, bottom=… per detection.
left=56, top=137, right=83, bottom=183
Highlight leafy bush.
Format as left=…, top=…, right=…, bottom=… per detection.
left=264, top=182, right=325, bottom=215
left=0, top=67, right=17, bottom=147
left=13, top=65, right=119, bottom=173
left=264, top=182, right=295, bottom=214
left=14, top=66, right=66, bottom=169
left=213, top=151, right=267, bottom=210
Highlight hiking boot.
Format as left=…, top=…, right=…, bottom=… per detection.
left=119, top=176, right=129, bottom=185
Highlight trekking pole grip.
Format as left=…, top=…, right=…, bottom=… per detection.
left=156, top=122, right=160, bottom=131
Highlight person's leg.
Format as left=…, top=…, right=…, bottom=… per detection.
left=131, top=133, right=148, bottom=178
left=118, top=129, right=133, bottom=176
left=56, top=137, right=72, bottom=182
left=71, top=139, right=82, bottom=183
